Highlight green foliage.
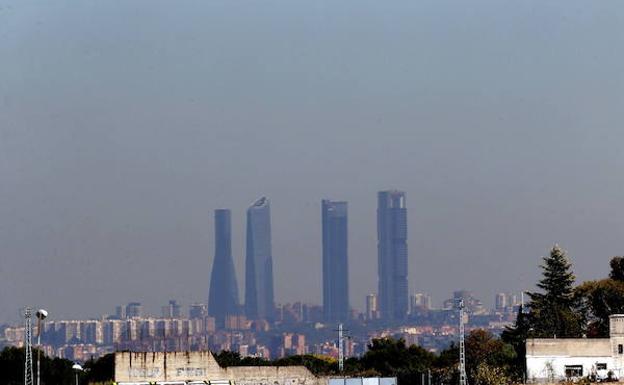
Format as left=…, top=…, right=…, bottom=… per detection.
left=84, top=353, right=114, bottom=382
left=360, top=338, right=436, bottom=385
left=473, top=363, right=511, bottom=385
left=609, top=257, right=624, bottom=282
left=273, top=354, right=337, bottom=375
left=0, top=346, right=76, bottom=385
left=527, top=244, right=584, bottom=338
left=214, top=350, right=244, bottom=366
left=500, top=306, right=530, bottom=380
left=575, top=278, right=624, bottom=337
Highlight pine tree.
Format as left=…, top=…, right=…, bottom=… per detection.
left=501, top=306, right=531, bottom=381
left=527, top=244, right=584, bottom=337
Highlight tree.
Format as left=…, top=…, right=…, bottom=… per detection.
left=576, top=278, right=624, bottom=337
left=609, top=257, right=624, bottom=282
left=464, top=330, right=515, bottom=384
left=361, top=338, right=436, bottom=385
left=273, top=354, right=337, bottom=375
left=527, top=244, right=584, bottom=338
left=473, top=363, right=512, bottom=385
left=0, top=346, right=76, bottom=385
left=214, top=350, right=243, bottom=366
left=501, top=306, right=531, bottom=380
left=84, top=353, right=114, bottom=382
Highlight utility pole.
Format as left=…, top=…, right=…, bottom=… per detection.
left=334, top=323, right=349, bottom=373
left=458, top=299, right=467, bottom=385
left=24, top=308, right=34, bottom=385
left=338, top=323, right=344, bottom=373
left=35, top=309, right=48, bottom=385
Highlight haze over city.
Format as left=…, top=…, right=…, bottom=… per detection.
left=1, top=0, right=623, bottom=324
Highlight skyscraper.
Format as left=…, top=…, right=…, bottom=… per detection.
left=245, top=197, right=275, bottom=321
left=208, top=209, right=240, bottom=327
left=377, top=190, right=408, bottom=321
left=321, top=199, right=349, bottom=322
left=366, top=293, right=378, bottom=320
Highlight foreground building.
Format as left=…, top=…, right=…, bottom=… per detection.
left=114, top=351, right=322, bottom=384
left=114, top=351, right=396, bottom=385
left=526, top=314, right=624, bottom=381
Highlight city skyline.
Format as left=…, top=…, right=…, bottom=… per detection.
left=2, top=0, right=623, bottom=324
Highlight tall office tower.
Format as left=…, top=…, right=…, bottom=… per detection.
left=495, top=293, right=507, bottom=311
left=245, top=197, right=275, bottom=321
left=377, top=190, right=408, bottom=321
left=125, top=302, right=143, bottom=319
left=366, top=293, right=378, bottom=320
left=321, top=200, right=349, bottom=322
left=208, top=209, right=240, bottom=328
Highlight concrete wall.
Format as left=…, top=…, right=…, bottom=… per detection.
left=526, top=355, right=613, bottom=382
left=114, top=351, right=327, bottom=385
left=526, top=339, right=615, bottom=381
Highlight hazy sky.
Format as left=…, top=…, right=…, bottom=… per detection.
left=1, top=0, right=623, bottom=323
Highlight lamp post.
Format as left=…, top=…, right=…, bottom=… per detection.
left=72, top=363, right=83, bottom=385
left=35, top=309, right=48, bottom=385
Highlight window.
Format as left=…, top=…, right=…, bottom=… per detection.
left=597, top=363, right=608, bottom=370
left=619, top=344, right=623, bottom=354
left=565, top=365, right=583, bottom=378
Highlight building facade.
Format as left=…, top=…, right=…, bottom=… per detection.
left=245, top=197, right=275, bottom=322
left=208, top=209, right=240, bottom=327
left=321, top=199, right=349, bottom=322
left=377, top=190, right=408, bottom=321
left=114, top=351, right=325, bottom=384
left=526, top=314, right=624, bottom=382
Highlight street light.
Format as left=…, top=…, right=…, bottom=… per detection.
left=72, top=363, right=83, bottom=385
left=35, top=309, right=48, bottom=385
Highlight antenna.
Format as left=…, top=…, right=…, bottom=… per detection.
left=458, top=300, right=468, bottom=385
left=24, top=308, right=34, bottom=385
left=334, top=323, right=350, bottom=373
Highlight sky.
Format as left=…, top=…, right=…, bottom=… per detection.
left=1, top=0, right=623, bottom=324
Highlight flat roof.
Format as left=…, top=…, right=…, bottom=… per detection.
left=526, top=338, right=611, bottom=357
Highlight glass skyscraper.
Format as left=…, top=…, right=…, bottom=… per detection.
left=377, top=190, right=408, bottom=321
left=244, top=197, right=275, bottom=321
left=208, top=209, right=240, bottom=327
left=322, top=199, right=349, bottom=322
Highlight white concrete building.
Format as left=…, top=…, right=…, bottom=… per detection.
left=526, top=314, right=624, bottom=382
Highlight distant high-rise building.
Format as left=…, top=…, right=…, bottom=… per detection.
left=507, top=293, right=520, bottom=308
left=410, top=292, right=432, bottom=313
left=208, top=209, right=240, bottom=327
left=495, top=293, right=507, bottom=311
left=322, top=199, right=349, bottom=322
left=114, top=305, right=126, bottom=320
left=377, top=190, right=408, bottom=321
left=189, top=303, right=208, bottom=319
left=366, top=293, right=378, bottom=320
left=162, top=300, right=182, bottom=318
left=125, top=302, right=143, bottom=319
left=245, top=197, right=275, bottom=321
